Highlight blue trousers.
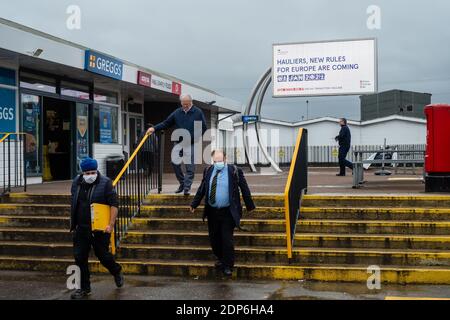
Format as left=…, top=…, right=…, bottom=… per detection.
left=338, top=146, right=353, bottom=175
left=172, top=143, right=196, bottom=191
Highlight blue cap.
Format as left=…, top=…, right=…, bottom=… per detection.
left=80, top=157, right=98, bottom=172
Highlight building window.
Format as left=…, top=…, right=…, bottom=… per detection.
left=20, top=72, right=57, bottom=94
left=94, top=88, right=118, bottom=105
left=94, top=104, right=119, bottom=144
left=61, top=81, right=90, bottom=100
left=0, top=67, right=16, bottom=86
left=128, top=103, right=143, bottom=114
left=406, top=105, right=413, bottom=112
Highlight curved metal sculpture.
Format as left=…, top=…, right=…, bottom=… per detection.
left=242, top=67, right=282, bottom=173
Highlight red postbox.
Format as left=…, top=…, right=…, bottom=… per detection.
left=424, top=104, right=450, bottom=192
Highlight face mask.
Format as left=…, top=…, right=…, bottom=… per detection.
left=83, top=173, right=97, bottom=184
left=214, top=162, right=225, bottom=171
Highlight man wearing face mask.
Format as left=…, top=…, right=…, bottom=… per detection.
left=190, top=150, right=255, bottom=277
left=69, top=157, right=123, bottom=299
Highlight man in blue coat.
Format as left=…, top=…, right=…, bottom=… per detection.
left=335, top=118, right=354, bottom=176
left=190, top=150, right=255, bottom=277
left=146, top=94, right=207, bottom=196
left=69, top=157, right=123, bottom=299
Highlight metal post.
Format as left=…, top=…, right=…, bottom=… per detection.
left=158, top=131, right=164, bottom=194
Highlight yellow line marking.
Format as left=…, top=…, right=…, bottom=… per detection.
left=385, top=296, right=450, bottom=300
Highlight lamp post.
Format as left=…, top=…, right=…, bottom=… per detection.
left=306, top=100, right=309, bottom=120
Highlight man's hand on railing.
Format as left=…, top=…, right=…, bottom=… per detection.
left=146, top=127, right=155, bottom=135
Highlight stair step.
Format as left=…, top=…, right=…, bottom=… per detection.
left=0, top=216, right=70, bottom=228
left=0, top=203, right=70, bottom=216
left=122, top=230, right=450, bottom=250
left=301, top=207, right=450, bottom=221
left=143, top=194, right=450, bottom=208
left=2, top=241, right=448, bottom=267
left=0, top=255, right=448, bottom=284
left=129, top=218, right=450, bottom=235
left=302, top=195, right=450, bottom=208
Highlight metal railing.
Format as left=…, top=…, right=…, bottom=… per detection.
left=283, top=129, right=308, bottom=261
left=111, top=131, right=163, bottom=254
left=225, top=144, right=426, bottom=166
left=0, top=133, right=27, bottom=195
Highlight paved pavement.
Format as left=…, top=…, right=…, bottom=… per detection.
left=14, top=167, right=432, bottom=196
left=0, top=271, right=449, bottom=300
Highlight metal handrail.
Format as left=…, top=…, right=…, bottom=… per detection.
left=284, top=128, right=308, bottom=261
left=111, top=131, right=163, bottom=254
left=0, top=132, right=27, bottom=195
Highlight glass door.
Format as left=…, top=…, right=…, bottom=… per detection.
left=75, top=103, right=89, bottom=174
left=128, top=115, right=143, bottom=170
left=21, top=94, right=42, bottom=177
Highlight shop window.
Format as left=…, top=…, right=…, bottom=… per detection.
left=94, top=104, right=119, bottom=144
left=61, top=81, right=90, bottom=100
left=20, top=72, right=57, bottom=94
left=128, top=103, right=143, bottom=114
left=0, top=67, right=16, bottom=86
left=94, top=88, right=118, bottom=105
left=21, top=94, right=42, bottom=176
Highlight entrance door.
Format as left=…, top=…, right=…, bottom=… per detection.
left=128, top=115, right=144, bottom=170
left=128, top=115, right=144, bottom=154
left=42, top=97, right=73, bottom=181
left=75, top=103, right=89, bottom=175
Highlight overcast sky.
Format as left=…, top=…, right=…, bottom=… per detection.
left=1, top=0, right=449, bottom=121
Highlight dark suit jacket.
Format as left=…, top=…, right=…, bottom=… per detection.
left=191, top=165, right=255, bottom=227
left=336, top=125, right=351, bottom=149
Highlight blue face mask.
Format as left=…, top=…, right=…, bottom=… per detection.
left=214, top=162, right=225, bottom=171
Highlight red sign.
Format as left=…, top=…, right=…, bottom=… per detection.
left=172, top=81, right=182, bottom=95
left=137, top=71, right=151, bottom=87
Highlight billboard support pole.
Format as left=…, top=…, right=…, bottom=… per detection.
left=243, top=67, right=282, bottom=173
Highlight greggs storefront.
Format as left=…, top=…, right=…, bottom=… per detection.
left=0, top=17, right=241, bottom=186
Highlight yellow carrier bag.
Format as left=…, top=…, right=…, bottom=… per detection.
left=90, top=203, right=116, bottom=255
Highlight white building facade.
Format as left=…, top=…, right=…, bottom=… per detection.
left=0, top=18, right=241, bottom=187
left=219, top=115, right=426, bottom=165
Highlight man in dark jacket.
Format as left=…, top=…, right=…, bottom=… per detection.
left=190, top=150, right=255, bottom=277
left=70, top=157, right=123, bottom=299
left=146, top=94, right=207, bottom=196
left=335, top=118, right=353, bottom=176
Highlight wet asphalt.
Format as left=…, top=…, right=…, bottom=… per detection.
left=0, top=271, right=449, bottom=300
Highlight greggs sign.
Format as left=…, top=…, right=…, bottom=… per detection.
left=137, top=71, right=182, bottom=95
left=85, top=50, right=123, bottom=80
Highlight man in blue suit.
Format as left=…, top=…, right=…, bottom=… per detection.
left=190, top=150, right=255, bottom=277
left=335, top=118, right=353, bottom=176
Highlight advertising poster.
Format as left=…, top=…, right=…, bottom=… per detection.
left=273, top=39, right=377, bottom=97
left=99, top=106, right=112, bottom=143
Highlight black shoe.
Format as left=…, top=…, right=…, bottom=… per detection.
left=336, top=174, right=346, bottom=176
left=175, top=185, right=184, bottom=194
left=114, top=272, right=124, bottom=288
left=183, top=190, right=190, bottom=196
left=215, top=261, right=223, bottom=270
left=70, top=289, right=91, bottom=300
left=222, top=267, right=233, bottom=277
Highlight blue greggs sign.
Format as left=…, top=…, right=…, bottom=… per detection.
left=85, top=50, right=123, bottom=80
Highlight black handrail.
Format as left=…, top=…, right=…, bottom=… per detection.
left=284, top=128, right=308, bottom=261
left=0, top=133, right=27, bottom=196
left=112, top=131, right=164, bottom=253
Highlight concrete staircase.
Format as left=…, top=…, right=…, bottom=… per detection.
left=0, top=193, right=449, bottom=284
